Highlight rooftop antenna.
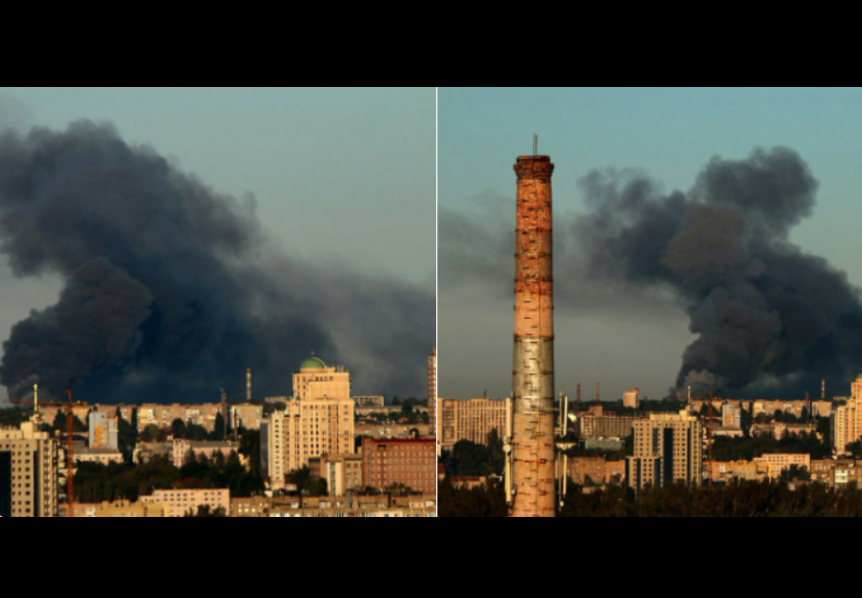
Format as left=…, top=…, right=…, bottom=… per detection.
left=34, top=384, right=39, bottom=415
left=533, top=133, right=538, bottom=157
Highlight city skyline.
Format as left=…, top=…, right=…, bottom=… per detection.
left=439, top=87, right=862, bottom=403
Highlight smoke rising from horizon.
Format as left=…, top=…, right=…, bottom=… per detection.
left=441, top=147, right=862, bottom=398
left=0, top=121, right=433, bottom=402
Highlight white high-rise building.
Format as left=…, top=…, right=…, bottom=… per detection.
left=261, top=356, right=355, bottom=490
left=832, top=375, right=862, bottom=455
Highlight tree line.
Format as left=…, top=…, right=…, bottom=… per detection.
left=439, top=478, right=862, bottom=517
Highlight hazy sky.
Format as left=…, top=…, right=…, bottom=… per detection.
left=0, top=87, right=436, bottom=403
left=439, top=87, right=862, bottom=402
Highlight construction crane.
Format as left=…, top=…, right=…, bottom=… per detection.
left=9, top=387, right=86, bottom=518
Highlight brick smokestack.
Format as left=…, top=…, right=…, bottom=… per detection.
left=511, top=154, right=556, bottom=518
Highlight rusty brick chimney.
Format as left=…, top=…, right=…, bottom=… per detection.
left=510, top=153, right=556, bottom=518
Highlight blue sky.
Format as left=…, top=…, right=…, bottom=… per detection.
left=439, top=87, right=862, bottom=402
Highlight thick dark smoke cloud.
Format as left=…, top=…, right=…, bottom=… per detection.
left=0, top=121, right=433, bottom=402
left=441, top=148, right=862, bottom=398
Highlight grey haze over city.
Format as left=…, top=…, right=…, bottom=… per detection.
left=0, top=88, right=436, bottom=405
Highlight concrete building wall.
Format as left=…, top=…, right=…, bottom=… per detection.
left=429, top=348, right=437, bottom=447
left=88, top=411, right=119, bottom=450
left=623, top=389, right=640, bottom=410
left=0, top=421, right=59, bottom=518
left=141, top=488, right=229, bottom=518
left=439, top=398, right=507, bottom=451
left=628, top=411, right=703, bottom=489
left=361, top=438, right=436, bottom=495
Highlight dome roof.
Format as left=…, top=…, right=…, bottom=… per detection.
left=301, top=356, right=327, bottom=370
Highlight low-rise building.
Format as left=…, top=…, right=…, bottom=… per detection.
left=754, top=454, right=811, bottom=480
left=231, top=494, right=436, bottom=518
left=134, top=442, right=172, bottom=464
left=710, top=460, right=770, bottom=483
left=230, top=403, right=263, bottom=432
left=72, top=500, right=167, bottom=518
left=578, top=407, right=640, bottom=440
left=172, top=438, right=240, bottom=468
left=309, top=453, right=364, bottom=496
left=354, top=396, right=386, bottom=408
left=566, top=457, right=626, bottom=486
left=75, top=447, right=124, bottom=466
left=355, top=423, right=432, bottom=439
left=140, top=488, right=230, bottom=517
left=751, top=422, right=819, bottom=440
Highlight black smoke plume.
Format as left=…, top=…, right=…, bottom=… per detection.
left=0, top=121, right=433, bottom=402
left=441, top=148, right=862, bottom=398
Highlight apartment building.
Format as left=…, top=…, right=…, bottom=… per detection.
left=362, top=438, right=436, bottom=495
left=439, top=398, right=507, bottom=452
left=172, top=438, right=240, bottom=468
left=623, top=389, right=641, bottom=410
left=626, top=411, right=703, bottom=490
left=578, top=406, right=640, bottom=439
left=88, top=411, right=119, bottom=450
left=309, top=453, right=364, bottom=496
left=261, top=356, right=355, bottom=489
left=833, top=376, right=862, bottom=455
left=0, top=420, right=60, bottom=518
left=140, top=488, right=230, bottom=517
left=754, top=454, right=811, bottom=480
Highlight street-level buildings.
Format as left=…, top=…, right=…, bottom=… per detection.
left=140, top=488, right=230, bottom=517
left=231, top=494, right=436, bottom=518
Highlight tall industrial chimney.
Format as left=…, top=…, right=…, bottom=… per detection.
left=510, top=152, right=556, bottom=518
